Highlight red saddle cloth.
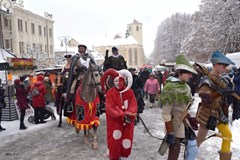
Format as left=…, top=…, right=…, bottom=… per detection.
left=66, top=91, right=100, bottom=130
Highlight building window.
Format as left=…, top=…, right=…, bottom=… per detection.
left=129, top=48, right=133, bottom=66
left=4, top=18, right=8, bottom=27
left=134, top=48, right=138, bottom=65
left=45, top=44, right=47, bottom=52
left=32, top=43, right=36, bottom=49
left=19, top=41, right=24, bottom=53
left=5, top=39, right=10, bottom=49
left=136, top=26, right=139, bottom=31
left=38, top=25, right=42, bottom=36
left=49, top=28, right=52, bottom=37
left=31, top=23, right=35, bottom=34
left=129, top=26, right=131, bottom=32
left=43, top=27, right=46, bottom=36
left=18, top=19, right=23, bottom=31
left=39, top=44, right=43, bottom=52
left=50, top=45, right=53, bottom=55
left=25, top=21, right=27, bottom=32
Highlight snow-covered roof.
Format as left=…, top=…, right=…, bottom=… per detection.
left=226, top=52, right=240, bottom=67
left=94, top=35, right=139, bottom=47
left=0, top=48, right=17, bottom=63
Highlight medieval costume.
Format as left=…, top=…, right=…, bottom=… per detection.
left=196, top=51, right=235, bottom=160
left=161, top=55, right=198, bottom=160
left=101, top=69, right=137, bottom=160
left=103, top=47, right=127, bottom=72
left=66, top=84, right=100, bottom=130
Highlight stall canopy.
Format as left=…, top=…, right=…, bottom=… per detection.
left=0, top=48, right=16, bottom=63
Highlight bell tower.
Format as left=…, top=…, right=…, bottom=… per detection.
left=127, top=19, right=143, bottom=44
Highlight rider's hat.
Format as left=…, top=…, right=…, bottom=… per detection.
left=100, top=68, right=133, bottom=94
left=210, top=50, right=235, bottom=65
left=78, top=44, right=87, bottom=50
left=112, top=46, right=118, bottom=52
left=174, top=54, right=197, bottom=74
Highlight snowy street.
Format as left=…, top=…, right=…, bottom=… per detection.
left=0, top=96, right=240, bottom=160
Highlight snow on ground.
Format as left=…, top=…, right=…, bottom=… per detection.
left=0, top=95, right=240, bottom=160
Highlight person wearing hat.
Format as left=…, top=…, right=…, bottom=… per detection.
left=160, top=54, right=198, bottom=160
left=103, top=46, right=127, bottom=72
left=100, top=68, right=137, bottom=160
left=64, top=44, right=96, bottom=114
left=196, top=50, right=235, bottom=160
left=14, top=78, right=31, bottom=130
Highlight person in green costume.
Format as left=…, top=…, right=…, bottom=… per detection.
left=161, top=54, right=198, bottom=160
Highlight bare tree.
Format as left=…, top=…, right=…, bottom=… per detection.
left=151, top=13, right=192, bottom=64
left=182, top=0, right=240, bottom=62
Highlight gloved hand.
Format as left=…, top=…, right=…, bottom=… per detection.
left=165, top=133, right=175, bottom=145
left=124, top=114, right=132, bottom=124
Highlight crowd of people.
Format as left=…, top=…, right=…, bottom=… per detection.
left=1, top=45, right=240, bottom=160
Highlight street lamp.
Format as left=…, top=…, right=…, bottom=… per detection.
left=58, top=36, right=72, bottom=55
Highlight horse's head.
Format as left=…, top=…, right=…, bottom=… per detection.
left=90, top=63, right=102, bottom=90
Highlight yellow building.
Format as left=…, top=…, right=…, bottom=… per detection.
left=93, top=19, right=146, bottom=69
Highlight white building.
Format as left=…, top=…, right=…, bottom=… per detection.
left=0, top=2, right=54, bottom=58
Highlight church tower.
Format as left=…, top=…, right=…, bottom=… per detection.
left=127, top=19, right=143, bottom=44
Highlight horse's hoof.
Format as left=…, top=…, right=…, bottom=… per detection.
left=92, top=143, right=98, bottom=150
left=75, top=128, right=80, bottom=134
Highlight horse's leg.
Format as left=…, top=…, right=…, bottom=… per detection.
left=58, top=96, right=63, bottom=127
left=75, top=125, right=80, bottom=134
left=83, top=130, right=89, bottom=144
left=92, top=126, right=98, bottom=150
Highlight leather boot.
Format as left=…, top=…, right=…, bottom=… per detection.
left=218, top=151, right=232, bottom=160
left=65, top=93, right=74, bottom=113
left=19, top=124, right=27, bottom=130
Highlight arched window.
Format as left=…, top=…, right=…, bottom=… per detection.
left=136, top=26, right=139, bottom=31
left=134, top=48, right=138, bottom=65
left=129, top=48, right=133, bottom=66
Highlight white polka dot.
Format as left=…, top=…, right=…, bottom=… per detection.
left=113, top=130, right=122, bottom=140
left=122, top=139, right=131, bottom=149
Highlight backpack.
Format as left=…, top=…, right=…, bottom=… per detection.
left=32, top=87, right=39, bottom=97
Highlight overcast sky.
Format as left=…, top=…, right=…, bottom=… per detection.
left=22, top=0, right=201, bottom=56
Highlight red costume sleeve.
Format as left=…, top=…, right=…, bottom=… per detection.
left=106, top=88, right=125, bottom=120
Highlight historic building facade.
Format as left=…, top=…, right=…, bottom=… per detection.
left=0, top=2, right=54, bottom=58
left=93, top=19, right=146, bottom=69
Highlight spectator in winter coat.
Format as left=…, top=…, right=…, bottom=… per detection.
left=32, top=76, right=47, bottom=124
left=139, top=67, right=150, bottom=98
left=144, top=74, right=160, bottom=108
left=43, top=77, right=53, bottom=104
left=232, top=67, right=240, bottom=121
left=14, top=77, right=31, bottom=130
left=0, top=79, right=6, bottom=131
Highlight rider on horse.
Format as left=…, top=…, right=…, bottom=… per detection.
left=64, top=44, right=95, bottom=113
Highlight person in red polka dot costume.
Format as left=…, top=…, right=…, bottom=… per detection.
left=101, top=69, right=138, bottom=160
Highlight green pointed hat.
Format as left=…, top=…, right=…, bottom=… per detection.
left=174, top=54, right=197, bottom=74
